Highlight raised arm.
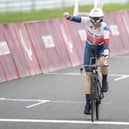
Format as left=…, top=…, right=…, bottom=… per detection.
left=64, top=12, right=89, bottom=23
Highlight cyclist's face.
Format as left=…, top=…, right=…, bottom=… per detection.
left=90, top=17, right=102, bottom=28
left=92, top=22, right=101, bottom=28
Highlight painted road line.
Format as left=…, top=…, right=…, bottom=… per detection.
left=47, top=72, right=129, bottom=81
left=47, top=72, right=81, bottom=76
left=51, top=100, right=112, bottom=105
left=0, top=119, right=129, bottom=125
left=0, top=98, right=111, bottom=106
left=26, top=100, right=50, bottom=108
left=0, top=98, right=50, bottom=109
left=0, top=98, right=44, bottom=102
left=114, top=75, right=129, bottom=81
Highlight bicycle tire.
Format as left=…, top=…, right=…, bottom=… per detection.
left=90, top=74, right=96, bottom=122
left=96, top=78, right=102, bottom=120
left=96, top=81, right=101, bottom=120
left=96, top=98, right=100, bottom=120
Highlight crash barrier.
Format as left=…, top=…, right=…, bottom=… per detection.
left=0, top=11, right=129, bottom=83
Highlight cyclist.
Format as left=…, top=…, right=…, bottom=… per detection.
left=64, top=8, right=110, bottom=114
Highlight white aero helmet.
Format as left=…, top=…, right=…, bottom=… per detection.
left=89, top=8, right=104, bottom=23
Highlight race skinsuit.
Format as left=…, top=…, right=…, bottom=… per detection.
left=71, top=16, right=110, bottom=72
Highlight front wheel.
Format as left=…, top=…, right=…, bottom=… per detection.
left=96, top=78, right=102, bottom=120
left=90, top=75, right=96, bottom=122
left=96, top=101, right=100, bottom=120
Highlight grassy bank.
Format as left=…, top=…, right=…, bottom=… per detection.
left=0, top=3, right=129, bottom=24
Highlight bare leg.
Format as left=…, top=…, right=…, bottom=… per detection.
left=99, top=56, right=108, bottom=75
left=85, top=72, right=92, bottom=94
left=84, top=72, right=92, bottom=114
left=99, top=56, right=109, bottom=92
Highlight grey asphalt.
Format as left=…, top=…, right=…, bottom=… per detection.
left=0, top=54, right=129, bottom=129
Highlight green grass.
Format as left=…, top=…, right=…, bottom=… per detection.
left=0, top=3, right=129, bottom=24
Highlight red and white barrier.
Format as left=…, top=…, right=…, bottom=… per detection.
left=105, top=12, right=129, bottom=56
left=8, top=23, right=41, bottom=78
left=0, top=11, right=129, bottom=83
left=26, top=20, right=72, bottom=73
left=0, top=25, right=19, bottom=82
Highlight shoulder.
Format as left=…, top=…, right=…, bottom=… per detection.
left=101, top=22, right=110, bottom=31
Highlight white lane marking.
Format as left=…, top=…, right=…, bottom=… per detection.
left=114, top=75, right=129, bottom=81
left=110, top=74, right=129, bottom=81
left=47, top=72, right=81, bottom=76
left=26, top=100, right=50, bottom=109
left=0, top=98, right=44, bottom=102
left=51, top=100, right=111, bottom=105
left=0, top=119, right=129, bottom=125
left=47, top=72, right=129, bottom=81
left=0, top=98, right=50, bottom=109
left=0, top=98, right=111, bottom=107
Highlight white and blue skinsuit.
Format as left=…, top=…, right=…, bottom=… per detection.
left=71, top=16, right=110, bottom=72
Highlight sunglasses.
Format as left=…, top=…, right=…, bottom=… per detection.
left=90, top=17, right=103, bottom=23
